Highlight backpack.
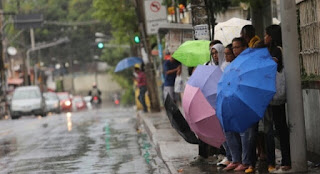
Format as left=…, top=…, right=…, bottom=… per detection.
left=270, top=46, right=286, bottom=105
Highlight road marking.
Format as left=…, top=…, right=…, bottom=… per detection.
left=105, top=123, right=110, bottom=151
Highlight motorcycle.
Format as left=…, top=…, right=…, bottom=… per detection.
left=113, top=93, right=120, bottom=106
left=91, top=96, right=101, bottom=108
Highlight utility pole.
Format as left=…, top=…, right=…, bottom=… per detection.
left=280, top=0, right=307, bottom=172
left=135, top=0, right=161, bottom=112
left=190, top=0, right=210, bottom=40
left=251, top=0, right=272, bottom=39
left=0, top=2, right=5, bottom=98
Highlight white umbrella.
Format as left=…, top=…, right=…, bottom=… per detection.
left=214, top=18, right=251, bottom=46
left=214, top=17, right=281, bottom=46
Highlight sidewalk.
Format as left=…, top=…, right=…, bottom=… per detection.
left=137, top=110, right=320, bottom=174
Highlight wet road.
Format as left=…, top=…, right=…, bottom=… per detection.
left=0, top=107, right=169, bottom=174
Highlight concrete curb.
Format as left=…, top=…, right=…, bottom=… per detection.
left=137, top=111, right=178, bottom=174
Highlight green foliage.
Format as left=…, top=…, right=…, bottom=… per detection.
left=121, top=88, right=135, bottom=105
left=162, top=0, right=188, bottom=6
left=110, top=72, right=134, bottom=105
left=207, top=0, right=231, bottom=15
left=93, top=0, right=138, bottom=44
left=100, top=47, right=131, bottom=67
left=92, top=0, right=140, bottom=106
left=3, top=0, right=108, bottom=66
left=301, top=73, right=320, bottom=81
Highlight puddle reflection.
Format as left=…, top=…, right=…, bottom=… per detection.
left=0, top=137, right=17, bottom=157
left=66, top=112, right=72, bottom=131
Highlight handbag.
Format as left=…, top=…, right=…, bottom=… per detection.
left=174, top=75, right=184, bottom=93
left=270, top=68, right=286, bottom=105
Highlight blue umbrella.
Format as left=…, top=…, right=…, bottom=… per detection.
left=187, top=65, right=222, bottom=109
left=216, top=48, right=277, bottom=133
left=114, top=57, right=143, bottom=72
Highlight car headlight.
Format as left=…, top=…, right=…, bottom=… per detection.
left=65, top=100, right=71, bottom=106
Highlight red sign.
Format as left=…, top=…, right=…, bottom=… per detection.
left=150, top=1, right=161, bottom=12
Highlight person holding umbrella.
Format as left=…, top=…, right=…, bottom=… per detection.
left=223, top=37, right=257, bottom=172
left=134, top=64, right=148, bottom=113
left=190, top=40, right=226, bottom=166
left=217, top=43, right=236, bottom=167
left=210, top=42, right=235, bottom=167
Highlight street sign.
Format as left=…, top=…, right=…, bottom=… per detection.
left=144, top=0, right=167, bottom=35
left=14, top=14, right=43, bottom=29
left=194, top=24, right=210, bottom=40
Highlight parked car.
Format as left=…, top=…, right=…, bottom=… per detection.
left=10, top=86, right=47, bottom=119
left=43, top=92, right=61, bottom=114
left=57, top=92, right=73, bottom=112
left=72, top=96, right=87, bottom=111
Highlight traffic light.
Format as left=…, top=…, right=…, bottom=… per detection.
left=134, top=35, right=140, bottom=44
left=97, top=42, right=104, bottom=49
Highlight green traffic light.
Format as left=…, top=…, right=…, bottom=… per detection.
left=97, top=42, right=104, bottom=49
left=134, top=36, right=140, bottom=43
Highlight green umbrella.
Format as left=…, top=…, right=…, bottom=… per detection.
left=172, top=40, right=211, bottom=67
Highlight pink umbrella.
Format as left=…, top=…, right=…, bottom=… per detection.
left=183, top=84, right=225, bottom=148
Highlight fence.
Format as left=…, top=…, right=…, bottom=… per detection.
left=299, top=0, right=320, bottom=75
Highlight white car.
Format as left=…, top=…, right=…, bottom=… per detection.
left=10, top=86, right=47, bottom=119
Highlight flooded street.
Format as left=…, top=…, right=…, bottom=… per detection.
left=0, top=108, right=169, bottom=174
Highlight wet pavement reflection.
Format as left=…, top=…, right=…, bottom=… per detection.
left=0, top=107, right=169, bottom=173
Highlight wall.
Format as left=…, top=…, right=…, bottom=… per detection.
left=216, top=7, right=248, bottom=23
left=303, top=88, right=320, bottom=155
left=298, top=0, right=320, bottom=75
left=63, top=73, right=122, bottom=100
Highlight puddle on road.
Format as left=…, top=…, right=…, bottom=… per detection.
left=8, top=120, right=96, bottom=173
left=66, top=112, right=73, bottom=131
left=0, top=137, right=17, bottom=157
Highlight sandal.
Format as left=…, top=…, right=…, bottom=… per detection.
left=245, top=166, right=255, bottom=173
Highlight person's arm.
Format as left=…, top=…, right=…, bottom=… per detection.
left=166, top=66, right=180, bottom=75
left=176, top=65, right=181, bottom=75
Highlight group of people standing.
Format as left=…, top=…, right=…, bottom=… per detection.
left=163, top=24, right=290, bottom=173
left=135, top=23, right=291, bottom=173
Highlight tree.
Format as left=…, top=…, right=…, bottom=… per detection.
left=93, top=0, right=161, bottom=112
left=3, top=0, right=107, bottom=67
left=93, top=0, right=138, bottom=44
left=92, top=0, right=139, bottom=70
left=206, top=0, right=231, bottom=40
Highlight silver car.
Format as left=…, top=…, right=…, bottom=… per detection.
left=10, top=86, right=47, bottom=119
left=43, top=92, right=61, bottom=114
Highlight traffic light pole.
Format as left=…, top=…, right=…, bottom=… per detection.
left=135, top=0, right=160, bottom=112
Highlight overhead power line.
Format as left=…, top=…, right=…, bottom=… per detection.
left=43, top=20, right=101, bottom=26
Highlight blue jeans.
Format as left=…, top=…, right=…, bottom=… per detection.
left=223, top=141, right=232, bottom=161
left=225, top=124, right=256, bottom=165
left=139, top=86, right=147, bottom=112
